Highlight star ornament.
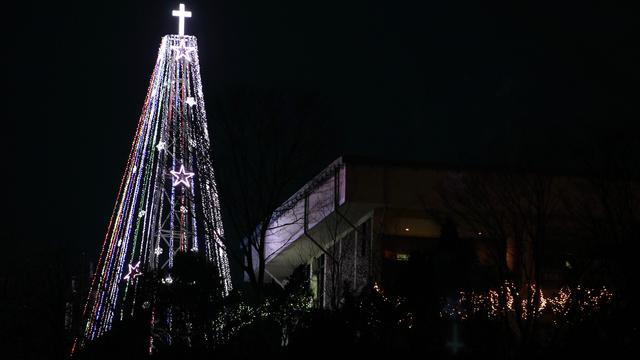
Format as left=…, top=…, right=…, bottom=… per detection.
left=154, top=246, right=164, bottom=256
left=171, top=40, right=195, bottom=61
left=124, top=261, right=142, bottom=281
left=185, top=97, right=196, bottom=107
left=170, top=165, right=195, bottom=188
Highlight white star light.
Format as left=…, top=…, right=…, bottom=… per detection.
left=156, top=141, right=166, bottom=151
left=154, top=247, right=164, bottom=256
left=171, top=40, right=195, bottom=61
left=123, top=261, right=142, bottom=281
left=170, top=165, right=195, bottom=188
left=185, top=97, right=196, bottom=107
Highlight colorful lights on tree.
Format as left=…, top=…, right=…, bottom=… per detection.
left=76, top=3, right=232, bottom=351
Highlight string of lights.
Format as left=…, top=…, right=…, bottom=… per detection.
left=440, top=282, right=613, bottom=321
left=77, top=32, right=232, bottom=349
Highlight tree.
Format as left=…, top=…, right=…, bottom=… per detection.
left=439, top=170, right=558, bottom=357
left=151, top=251, right=225, bottom=354
left=208, top=88, right=331, bottom=300
left=559, top=139, right=640, bottom=355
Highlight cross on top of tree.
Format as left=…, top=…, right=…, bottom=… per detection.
left=172, top=3, right=192, bottom=35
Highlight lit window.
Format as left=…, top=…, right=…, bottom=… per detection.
left=396, top=253, right=410, bottom=261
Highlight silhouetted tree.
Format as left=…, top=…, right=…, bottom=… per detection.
left=207, top=88, right=330, bottom=301
left=151, top=251, right=225, bottom=354
left=439, top=171, right=558, bottom=358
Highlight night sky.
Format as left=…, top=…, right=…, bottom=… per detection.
left=4, top=0, right=639, bottom=280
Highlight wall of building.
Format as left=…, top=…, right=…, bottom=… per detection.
left=311, top=214, right=374, bottom=309
left=268, top=158, right=608, bottom=309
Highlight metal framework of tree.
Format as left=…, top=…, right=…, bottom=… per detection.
left=76, top=4, right=231, bottom=350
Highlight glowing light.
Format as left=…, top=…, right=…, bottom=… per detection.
left=446, top=322, right=464, bottom=354
left=171, top=39, right=195, bottom=61
left=123, top=261, right=142, bottom=281
left=78, top=34, right=232, bottom=348
left=404, top=227, right=410, bottom=232
left=396, top=253, right=409, bottom=261
left=440, top=283, right=613, bottom=321
left=172, top=3, right=192, bottom=36
left=170, top=165, right=195, bottom=188
left=162, top=276, right=173, bottom=285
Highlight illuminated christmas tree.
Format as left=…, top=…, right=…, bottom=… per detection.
left=76, top=3, right=231, bottom=351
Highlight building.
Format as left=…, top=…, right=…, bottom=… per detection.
left=260, top=156, right=600, bottom=309
left=261, top=156, right=482, bottom=308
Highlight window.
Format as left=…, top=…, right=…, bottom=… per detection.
left=358, top=218, right=371, bottom=256
left=396, top=253, right=410, bottom=261
left=315, top=254, right=325, bottom=307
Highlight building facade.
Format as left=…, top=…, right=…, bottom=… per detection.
left=260, top=156, right=600, bottom=309
left=262, top=156, right=491, bottom=307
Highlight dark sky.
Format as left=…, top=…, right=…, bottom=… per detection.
left=4, top=0, right=639, bottom=273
